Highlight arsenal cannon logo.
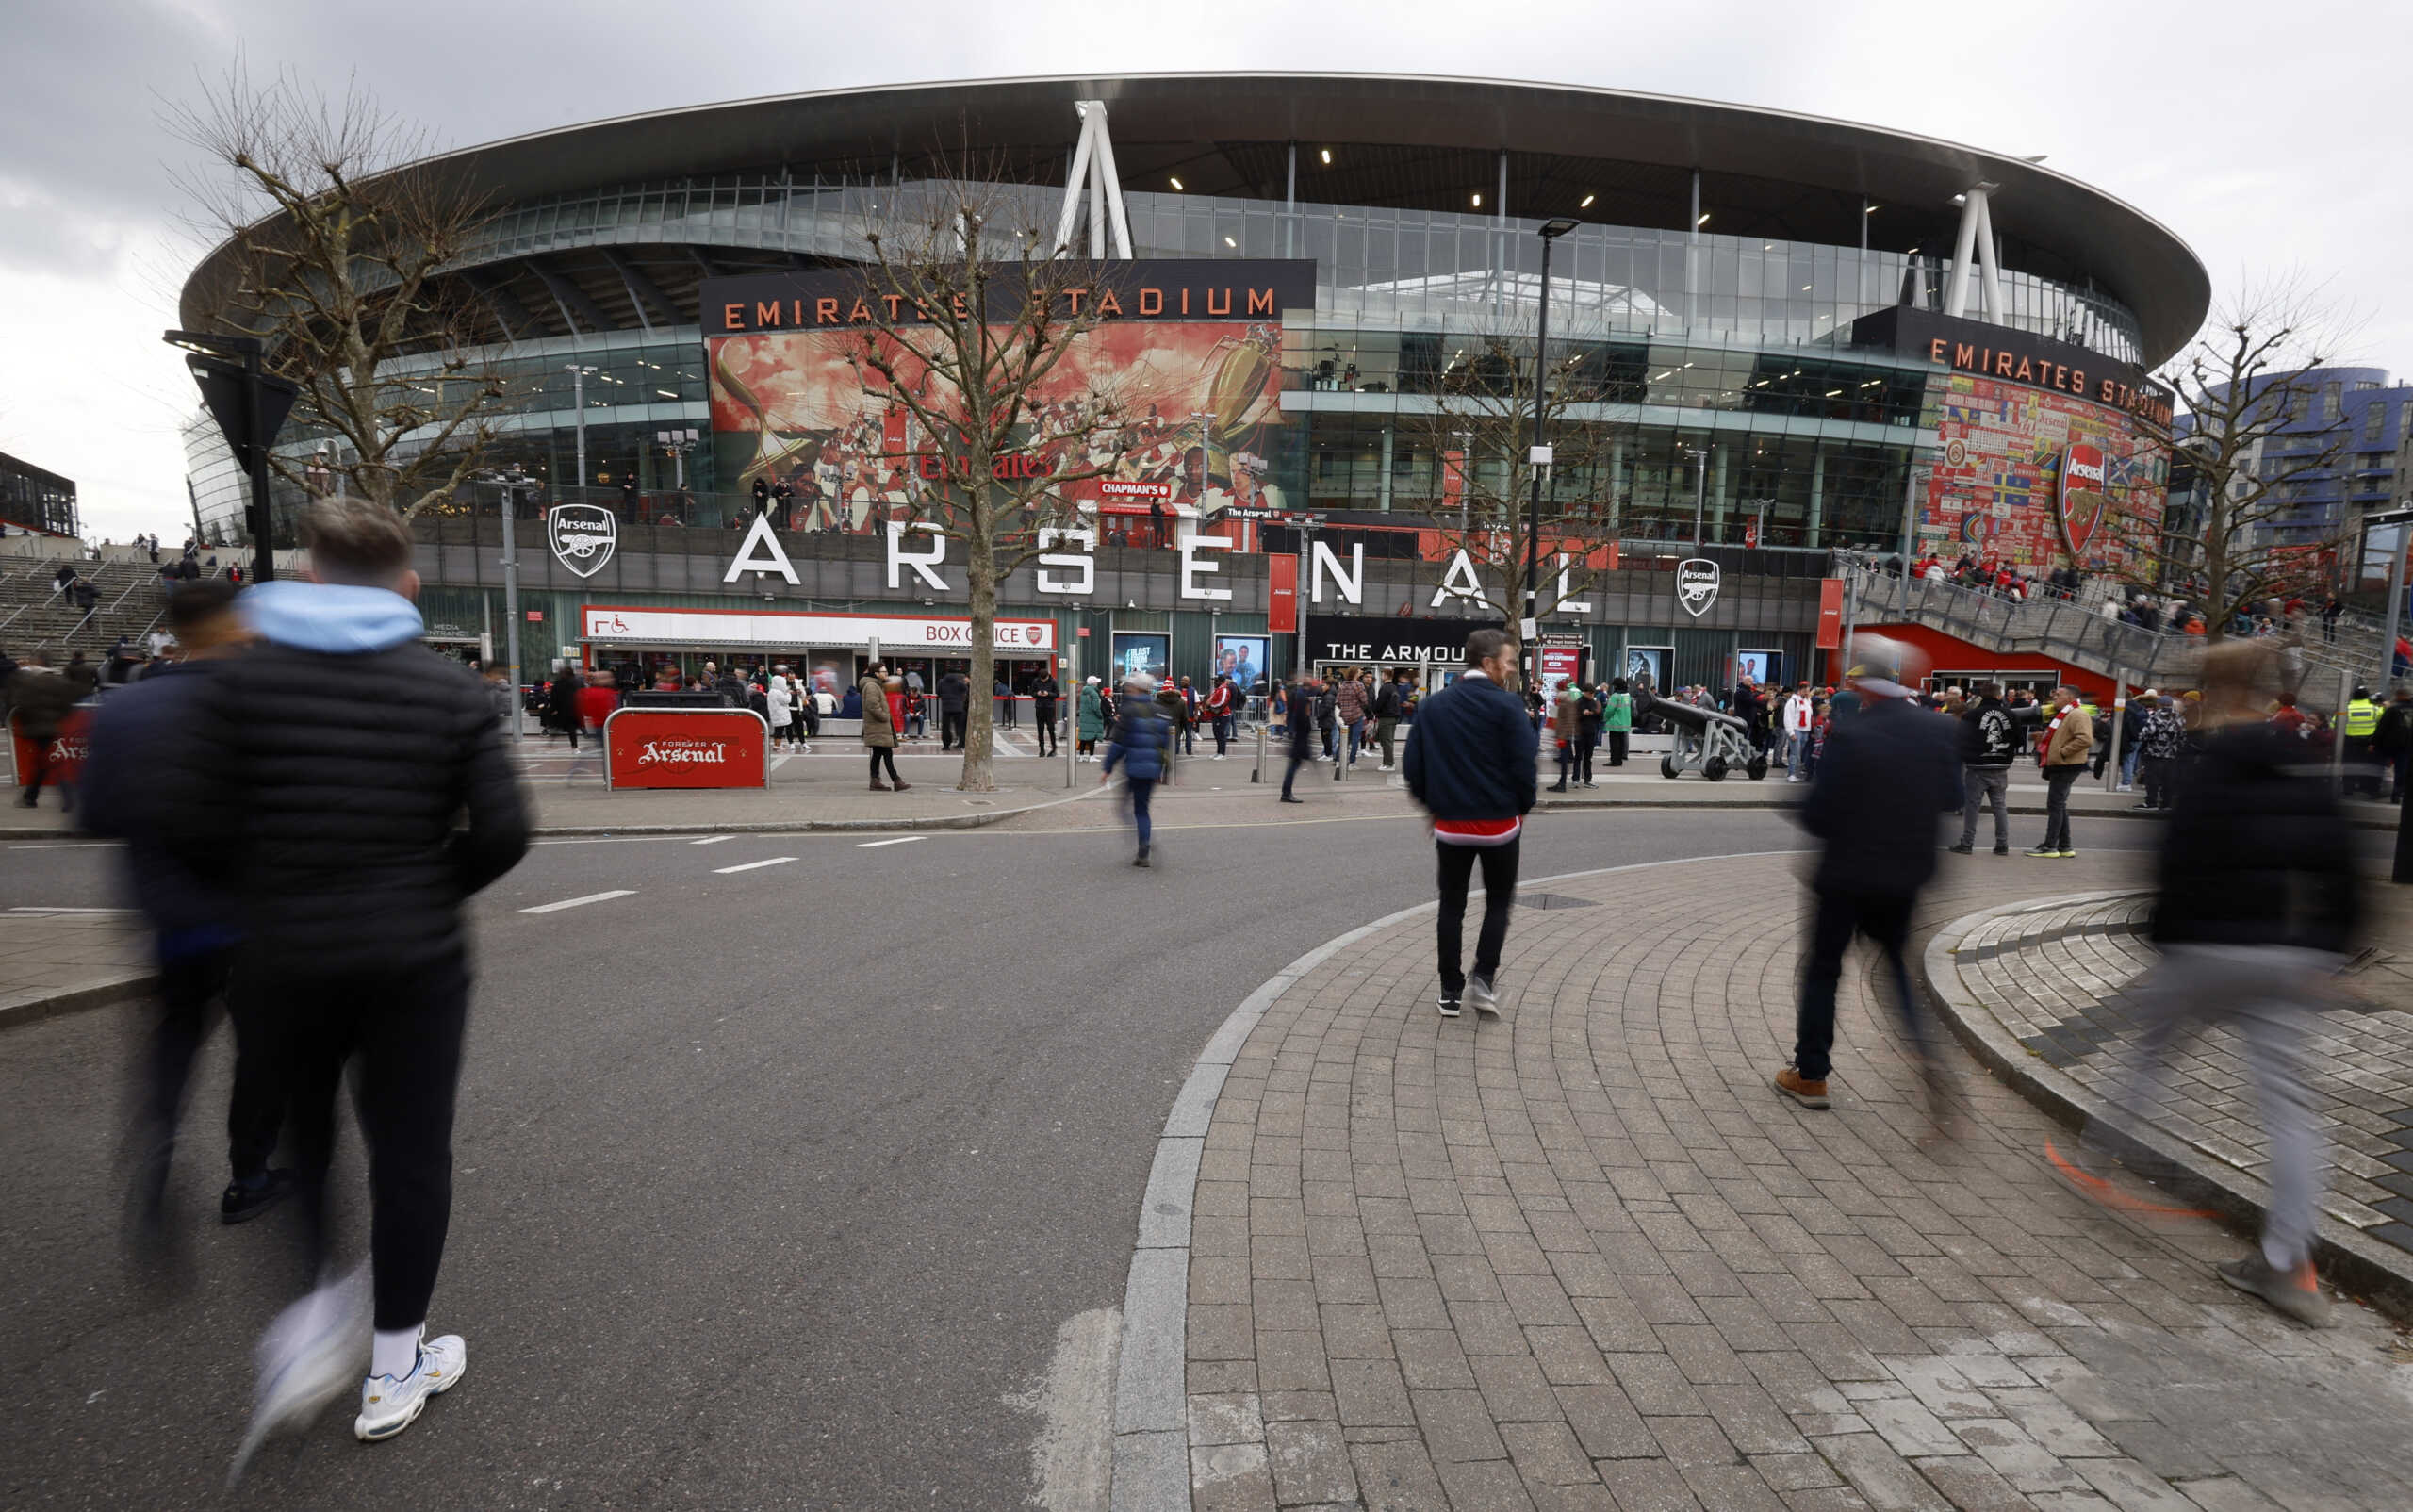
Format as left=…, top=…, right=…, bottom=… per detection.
left=548, top=502, right=617, bottom=579
left=1675, top=558, right=1721, bottom=618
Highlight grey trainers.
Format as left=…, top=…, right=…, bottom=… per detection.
left=355, top=1332, right=468, bottom=1441
left=1467, top=976, right=1501, bottom=1017
left=2217, top=1254, right=2331, bottom=1327
left=1436, top=990, right=1462, bottom=1019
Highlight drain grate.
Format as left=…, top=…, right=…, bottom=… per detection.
left=1517, top=893, right=1600, bottom=911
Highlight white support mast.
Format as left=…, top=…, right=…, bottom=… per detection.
left=1942, top=181, right=2007, bottom=324
left=1053, top=101, right=1134, bottom=259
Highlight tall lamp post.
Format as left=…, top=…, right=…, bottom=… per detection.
left=165, top=329, right=297, bottom=585
left=1523, top=217, right=1580, bottom=696
left=484, top=467, right=538, bottom=743
left=566, top=364, right=599, bottom=503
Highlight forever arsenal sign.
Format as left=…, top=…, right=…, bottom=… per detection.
left=601, top=708, right=770, bottom=790
left=8, top=707, right=91, bottom=791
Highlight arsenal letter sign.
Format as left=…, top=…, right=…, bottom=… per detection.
left=602, top=708, right=771, bottom=790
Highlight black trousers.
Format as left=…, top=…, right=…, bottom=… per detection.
left=1792, top=888, right=1923, bottom=1081
left=1577, top=739, right=1597, bottom=783
left=1607, top=730, right=1629, bottom=766
left=2043, top=765, right=2081, bottom=849
left=1435, top=836, right=1519, bottom=994
left=1034, top=703, right=1058, bottom=755
left=1282, top=753, right=1310, bottom=797
left=868, top=747, right=901, bottom=782
left=251, top=956, right=469, bottom=1332
left=136, top=945, right=282, bottom=1187
left=942, top=709, right=967, bottom=748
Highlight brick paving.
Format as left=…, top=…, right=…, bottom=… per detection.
left=1935, top=885, right=2413, bottom=1263
left=1175, top=852, right=2413, bottom=1511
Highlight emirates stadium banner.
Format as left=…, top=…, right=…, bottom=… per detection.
left=701, top=261, right=1314, bottom=534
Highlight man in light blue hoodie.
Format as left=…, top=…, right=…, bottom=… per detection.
left=162, top=498, right=528, bottom=1466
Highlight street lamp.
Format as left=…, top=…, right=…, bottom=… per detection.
left=480, top=466, right=540, bottom=743
left=1523, top=217, right=1580, bottom=695
left=565, top=364, right=599, bottom=502
left=164, top=328, right=296, bottom=585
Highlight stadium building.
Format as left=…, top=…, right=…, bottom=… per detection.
left=178, top=74, right=2208, bottom=694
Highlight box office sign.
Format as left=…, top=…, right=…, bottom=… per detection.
left=602, top=708, right=770, bottom=790
left=583, top=605, right=1058, bottom=652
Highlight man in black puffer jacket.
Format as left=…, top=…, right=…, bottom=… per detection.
left=165, top=498, right=528, bottom=1454
left=2090, top=640, right=2360, bottom=1326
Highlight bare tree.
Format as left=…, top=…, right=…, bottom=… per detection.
left=2126, top=282, right=2360, bottom=641
left=1396, top=335, right=1627, bottom=669
left=169, top=62, right=504, bottom=518
left=838, top=172, right=1137, bottom=791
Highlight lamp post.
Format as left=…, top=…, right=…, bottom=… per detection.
left=486, top=466, right=538, bottom=743
left=164, top=328, right=297, bottom=585
left=566, top=364, right=599, bottom=503
left=1524, top=217, right=1580, bottom=696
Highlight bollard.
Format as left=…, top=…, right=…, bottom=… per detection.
left=1251, top=720, right=1266, bottom=782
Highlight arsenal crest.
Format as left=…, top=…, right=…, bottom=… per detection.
left=1675, top=558, right=1720, bottom=618
left=548, top=502, right=617, bottom=579
left=2058, top=444, right=2108, bottom=560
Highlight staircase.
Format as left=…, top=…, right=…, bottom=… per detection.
left=0, top=558, right=181, bottom=658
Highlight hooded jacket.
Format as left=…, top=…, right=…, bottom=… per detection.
left=2152, top=722, right=2360, bottom=953
left=1958, top=697, right=2017, bottom=768
left=1797, top=691, right=1960, bottom=896
left=157, top=581, right=528, bottom=977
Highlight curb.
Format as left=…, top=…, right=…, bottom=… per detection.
left=0, top=971, right=155, bottom=1033
left=1918, top=896, right=2413, bottom=1323
left=1532, top=793, right=2400, bottom=830
left=0, top=781, right=1109, bottom=844
left=1108, top=849, right=1812, bottom=1512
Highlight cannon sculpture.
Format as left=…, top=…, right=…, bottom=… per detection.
left=1639, top=691, right=1768, bottom=781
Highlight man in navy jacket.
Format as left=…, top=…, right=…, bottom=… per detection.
left=1403, top=629, right=1537, bottom=1019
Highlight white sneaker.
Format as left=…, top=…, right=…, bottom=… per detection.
left=1467, top=976, right=1501, bottom=1017
left=230, top=1267, right=369, bottom=1482
left=355, top=1332, right=467, bottom=1442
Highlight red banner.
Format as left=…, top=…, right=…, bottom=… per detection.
left=1815, top=578, right=1846, bottom=649
left=1268, top=552, right=1298, bottom=633
left=602, top=708, right=770, bottom=790
left=9, top=706, right=92, bottom=789
left=1440, top=450, right=1465, bottom=513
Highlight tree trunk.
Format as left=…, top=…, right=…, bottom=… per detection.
left=960, top=525, right=998, bottom=793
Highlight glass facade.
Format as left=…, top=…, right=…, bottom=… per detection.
left=0, top=451, right=79, bottom=537
left=187, top=166, right=2150, bottom=563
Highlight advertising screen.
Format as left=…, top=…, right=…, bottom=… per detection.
left=1209, top=634, right=1269, bottom=692
left=1624, top=646, right=1670, bottom=697
left=1110, top=632, right=1172, bottom=682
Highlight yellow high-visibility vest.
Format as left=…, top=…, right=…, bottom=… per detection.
left=2344, top=699, right=2381, bottom=737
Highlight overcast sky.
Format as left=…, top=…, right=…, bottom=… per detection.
left=2, top=0, right=2405, bottom=540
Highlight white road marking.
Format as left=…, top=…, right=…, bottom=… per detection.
left=713, top=856, right=797, bottom=873
left=767, top=754, right=793, bottom=772
left=8, top=905, right=138, bottom=913
left=9, top=842, right=115, bottom=850
left=690, top=834, right=733, bottom=846
left=519, top=890, right=636, bottom=914
left=855, top=836, right=927, bottom=848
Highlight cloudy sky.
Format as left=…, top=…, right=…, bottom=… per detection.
left=2, top=0, right=2405, bottom=541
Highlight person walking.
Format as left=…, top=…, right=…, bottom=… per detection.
left=936, top=665, right=970, bottom=751
left=1030, top=667, right=1061, bottom=758
left=1403, top=630, right=1537, bottom=1020
left=1773, top=634, right=1962, bottom=1119
left=1075, top=675, right=1105, bottom=761
left=1101, top=673, right=1171, bottom=866
left=1279, top=677, right=1318, bottom=803
left=1156, top=677, right=1190, bottom=771
left=157, top=498, right=530, bottom=1454
left=1370, top=668, right=1406, bottom=771
left=1948, top=681, right=2016, bottom=856
left=2027, top=685, right=2093, bottom=858
left=1174, top=676, right=1198, bottom=755
left=8, top=651, right=84, bottom=811
left=1548, top=679, right=1581, bottom=792
left=860, top=662, right=909, bottom=791
left=2135, top=695, right=2188, bottom=811
left=1203, top=673, right=1236, bottom=759
left=1335, top=666, right=1371, bottom=765
left=2376, top=686, right=2412, bottom=804
left=1313, top=676, right=1338, bottom=760
left=2079, top=640, right=2362, bottom=1325
left=1574, top=682, right=1602, bottom=788
left=1602, top=678, right=1633, bottom=767
left=765, top=667, right=795, bottom=752
left=1781, top=681, right=1815, bottom=781
left=993, top=675, right=1016, bottom=731
left=80, top=581, right=291, bottom=1236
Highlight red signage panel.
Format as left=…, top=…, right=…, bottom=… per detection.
left=1815, top=578, right=1846, bottom=649
left=602, top=708, right=770, bottom=790
left=1268, top=553, right=1298, bottom=633
left=9, top=706, right=92, bottom=789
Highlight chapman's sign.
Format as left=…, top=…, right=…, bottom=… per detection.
left=704, top=259, right=1318, bottom=336
left=1852, top=306, right=2174, bottom=427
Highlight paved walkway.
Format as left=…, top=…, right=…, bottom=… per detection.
left=1929, top=884, right=2413, bottom=1288
left=1143, top=852, right=2413, bottom=1512
left=0, top=907, right=151, bottom=1025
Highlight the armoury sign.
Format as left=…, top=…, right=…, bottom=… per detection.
left=547, top=503, right=616, bottom=578
left=1676, top=558, right=1721, bottom=617
left=703, top=260, right=1318, bottom=335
